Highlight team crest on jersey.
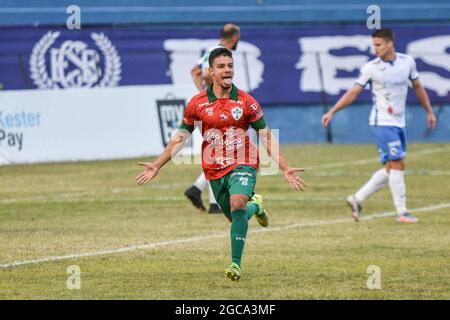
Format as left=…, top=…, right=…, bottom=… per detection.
left=231, top=107, right=243, bottom=121
left=389, top=147, right=398, bottom=156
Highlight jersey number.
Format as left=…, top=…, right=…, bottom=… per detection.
left=239, top=177, right=249, bottom=186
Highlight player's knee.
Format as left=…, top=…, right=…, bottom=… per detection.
left=230, top=198, right=247, bottom=211
left=389, top=159, right=404, bottom=170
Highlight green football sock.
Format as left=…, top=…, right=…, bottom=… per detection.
left=230, top=208, right=248, bottom=267
left=246, top=202, right=259, bottom=220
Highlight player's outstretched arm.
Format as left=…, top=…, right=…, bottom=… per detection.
left=321, top=84, right=364, bottom=127
left=257, top=127, right=307, bottom=191
left=411, top=79, right=437, bottom=130
left=136, top=129, right=191, bottom=185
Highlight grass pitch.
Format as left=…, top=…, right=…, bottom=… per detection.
left=0, top=143, right=449, bottom=299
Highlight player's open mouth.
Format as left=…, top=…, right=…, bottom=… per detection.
left=223, top=76, right=232, bottom=85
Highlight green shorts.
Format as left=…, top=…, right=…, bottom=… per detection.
left=209, top=165, right=257, bottom=219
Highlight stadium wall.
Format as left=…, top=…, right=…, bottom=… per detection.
left=264, top=104, right=450, bottom=144
left=0, top=24, right=449, bottom=153
left=0, top=2, right=449, bottom=166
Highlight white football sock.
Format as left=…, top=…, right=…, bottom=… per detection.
left=354, top=168, right=389, bottom=202
left=388, top=169, right=407, bottom=215
left=208, top=183, right=218, bottom=205
left=193, top=172, right=208, bottom=191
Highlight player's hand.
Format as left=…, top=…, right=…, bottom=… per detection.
left=427, top=112, right=437, bottom=130
left=136, top=162, right=159, bottom=185
left=321, top=112, right=333, bottom=127
left=284, top=167, right=307, bottom=191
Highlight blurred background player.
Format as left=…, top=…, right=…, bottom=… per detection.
left=185, top=23, right=241, bottom=214
left=137, top=47, right=306, bottom=281
left=321, top=28, right=437, bottom=224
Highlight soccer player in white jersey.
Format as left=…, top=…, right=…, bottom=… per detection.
left=321, top=28, right=437, bottom=223
left=185, top=23, right=241, bottom=214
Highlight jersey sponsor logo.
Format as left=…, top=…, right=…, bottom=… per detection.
left=385, top=79, right=408, bottom=86
left=30, top=31, right=121, bottom=89
left=231, top=107, right=243, bottom=121
left=230, top=171, right=253, bottom=178
left=156, top=97, right=186, bottom=147
left=203, top=126, right=250, bottom=168
left=214, top=156, right=234, bottom=168
left=205, top=129, right=223, bottom=146
left=205, top=107, right=214, bottom=116
left=387, top=140, right=401, bottom=147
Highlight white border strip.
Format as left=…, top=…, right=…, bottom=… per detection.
left=1, top=203, right=449, bottom=269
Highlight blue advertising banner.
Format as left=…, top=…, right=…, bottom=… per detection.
left=0, top=25, right=449, bottom=104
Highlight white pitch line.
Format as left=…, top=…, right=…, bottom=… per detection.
left=308, top=145, right=450, bottom=170
left=1, top=202, right=449, bottom=269
left=253, top=203, right=450, bottom=233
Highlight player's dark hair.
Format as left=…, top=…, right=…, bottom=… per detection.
left=220, top=23, right=240, bottom=39
left=372, top=28, right=395, bottom=43
left=209, top=47, right=233, bottom=67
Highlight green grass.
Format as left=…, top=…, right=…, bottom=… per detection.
left=0, top=143, right=449, bottom=299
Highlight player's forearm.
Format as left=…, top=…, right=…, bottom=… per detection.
left=329, top=89, right=358, bottom=115
left=260, top=128, right=290, bottom=172
left=414, top=86, right=433, bottom=115
left=275, top=150, right=291, bottom=172
left=153, top=131, right=189, bottom=169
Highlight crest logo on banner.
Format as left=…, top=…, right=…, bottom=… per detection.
left=29, top=31, right=121, bottom=89
left=156, top=97, right=186, bottom=147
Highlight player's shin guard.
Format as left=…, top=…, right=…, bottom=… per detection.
left=230, top=209, right=248, bottom=268
left=389, top=169, right=407, bottom=215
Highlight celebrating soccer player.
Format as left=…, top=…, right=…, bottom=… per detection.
left=185, top=23, right=241, bottom=214
left=321, top=28, right=437, bottom=223
left=137, top=47, right=306, bottom=281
